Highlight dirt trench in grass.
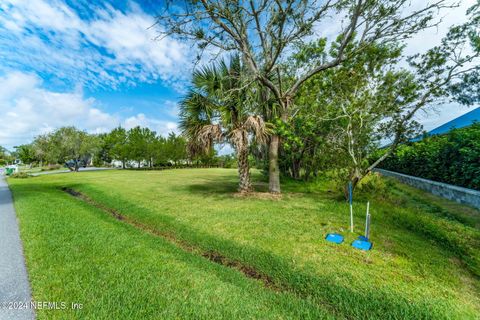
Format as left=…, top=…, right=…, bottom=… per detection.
left=61, top=187, right=279, bottom=290
left=60, top=186, right=477, bottom=320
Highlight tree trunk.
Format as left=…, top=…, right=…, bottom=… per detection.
left=304, top=166, right=311, bottom=181
left=268, top=134, right=281, bottom=193
left=291, top=159, right=301, bottom=180
left=344, top=167, right=363, bottom=199
left=268, top=100, right=289, bottom=193
left=237, top=145, right=252, bottom=193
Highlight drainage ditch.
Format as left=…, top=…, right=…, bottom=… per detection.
left=61, top=187, right=278, bottom=289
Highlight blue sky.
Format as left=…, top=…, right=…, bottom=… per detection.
left=0, top=0, right=190, bottom=149
left=0, top=0, right=476, bottom=149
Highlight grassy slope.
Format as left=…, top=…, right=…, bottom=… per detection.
left=9, top=176, right=331, bottom=319
left=9, top=169, right=480, bottom=319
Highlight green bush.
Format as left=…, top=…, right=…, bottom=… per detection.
left=10, top=172, right=32, bottom=179
left=357, top=172, right=389, bottom=196
left=381, top=123, right=480, bottom=190
left=41, top=164, right=62, bottom=171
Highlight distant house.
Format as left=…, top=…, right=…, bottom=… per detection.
left=411, top=107, right=480, bottom=142
left=110, top=159, right=149, bottom=168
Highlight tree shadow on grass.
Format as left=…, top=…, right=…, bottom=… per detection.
left=185, top=177, right=269, bottom=197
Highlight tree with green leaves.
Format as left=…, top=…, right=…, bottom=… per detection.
left=0, top=146, right=13, bottom=166
left=13, top=144, right=36, bottom=165
left=49, top=127, right=99, bottom=171
left=291, top=43, right=415, bottom=191
left=163, top=132, right=187, bottom=165
left=152, top=135, right=168, bottom=166
left=126, top=126, right=156, bottom=168
left=93, top=133, right=112, bottom=166
left=275, top=113, right=334, bottom=181
left=144, top=129, right=158, bottom=167
left=369, top=2, right=480, bottom=172
left=180, top=55, right=268, bottom=192
left=32, top=134, right=54, bottom=166
left=104, top=127, right=129, bottom=168
left=277, top=3, right=480, bottom=194
left=157, top=0, right=454, bottom=193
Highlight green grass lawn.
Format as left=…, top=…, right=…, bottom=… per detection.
left=8, top=169, right=480, bottom=319
left=18, top=165, right=67, bottom=174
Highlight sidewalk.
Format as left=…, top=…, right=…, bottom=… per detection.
left=0, top=176, right=35, bottom=320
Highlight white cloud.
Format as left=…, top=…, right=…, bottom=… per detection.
left=414, top=103, right=474, bottom=132
left=0, top=71, right=114, bottom=148
left=124, top=113, right=178, bottom=137
left=0, top=71, right=178, bottom=149
left=0, top=0, right=191, bottom=89
left=162, top=100, right=180, bottom=118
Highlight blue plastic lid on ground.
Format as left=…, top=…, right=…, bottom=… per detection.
left=357, top=235, right=369, bottom=242
left=325, top=233, right=344, bottom=244
left=351, top=239, right=372, bottom=251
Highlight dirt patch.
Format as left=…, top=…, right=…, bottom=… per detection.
left=233, top=191, right=283, bottom=200
left=62, top=187, right=82, bottom=197
left=201, top=251, right=278, bottom=289
left=61, top=186, right=279, bottom=290
left=62, top=187, right=124, bottom=220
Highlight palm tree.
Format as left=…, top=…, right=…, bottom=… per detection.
left=179, top=55, right=268, bottom=192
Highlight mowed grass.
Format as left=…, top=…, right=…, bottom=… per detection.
left=9, top=173, right=331, bottom=319
left=8, top=169, right=480, bottom=319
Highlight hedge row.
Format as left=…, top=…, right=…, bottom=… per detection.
left=125, top=164, right=223, bottom=171
left=381, top=122, right=480, bottom=190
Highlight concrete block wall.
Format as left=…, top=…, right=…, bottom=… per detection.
left=375, top=169, right=480, bottom=210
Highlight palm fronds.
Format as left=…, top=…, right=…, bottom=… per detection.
left=244, top=115, right=268, bottom=145
left=179, top=54, right=270, bottom=156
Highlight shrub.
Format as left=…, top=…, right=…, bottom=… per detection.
left=357, top=172, right=389, bottom=197
left=41, top=164, right=62, bottom=171
left=10, top=172, right=31, bottom=179
left=381, top=123, right=480, bottom=190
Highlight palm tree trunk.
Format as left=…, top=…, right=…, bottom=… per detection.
left=268, top=134, right=281, bottom=193
left=268, top=106, right=289, bottom=193
left=237, top=145, right=252, bottom=192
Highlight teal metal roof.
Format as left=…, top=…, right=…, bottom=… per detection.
left=411, top=107, right=479, bottom=142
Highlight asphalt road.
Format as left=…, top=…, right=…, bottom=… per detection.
left=0, top=176, right=34, bottom=320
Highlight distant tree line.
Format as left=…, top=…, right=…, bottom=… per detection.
left=380, top=123, right=480, bottom=191
left=0, top=146, right=14, bottom=166
left=96, top=127, right=188, bottom=168
left=13, top=126, right=233, bottom=171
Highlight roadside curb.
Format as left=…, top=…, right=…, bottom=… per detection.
left=0, top=176, right=35, bottom=320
